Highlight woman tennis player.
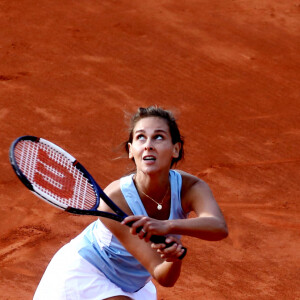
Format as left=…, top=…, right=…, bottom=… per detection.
left=33, top=106, right=228, bottom=300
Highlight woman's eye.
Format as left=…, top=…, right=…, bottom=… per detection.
left=155, top=135, right=163, bottom=140
left=136, top=135, right=145, bottom=140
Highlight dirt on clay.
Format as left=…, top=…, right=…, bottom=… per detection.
left=0, top=0, right=299, bottom=299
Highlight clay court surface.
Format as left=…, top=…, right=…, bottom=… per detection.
left=1, top=1, right=299, bottom=299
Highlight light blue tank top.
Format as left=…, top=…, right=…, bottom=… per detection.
left=75, top=170, right=188, bottom=293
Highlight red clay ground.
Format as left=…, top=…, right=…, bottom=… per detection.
left=0, top=1, right=299, bottom=299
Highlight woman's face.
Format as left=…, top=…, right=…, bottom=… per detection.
left=128, top=117, right=180, bottom=175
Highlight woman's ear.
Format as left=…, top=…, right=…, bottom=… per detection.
left=172, top=142, right=181, bottom=158
left=128, top=143, right=133, bottom=159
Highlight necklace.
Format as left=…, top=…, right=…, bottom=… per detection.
left=140, top=185, right=169, bottom=210
left=133, top=176, right=169, bottom=210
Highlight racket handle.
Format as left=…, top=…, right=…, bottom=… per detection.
left=134, top=226, right=187, bottom=260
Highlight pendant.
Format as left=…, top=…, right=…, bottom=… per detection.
left=157, top=204, right=162, bottom=210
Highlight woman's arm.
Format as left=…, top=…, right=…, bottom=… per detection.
left=123, top=172, right=228, bottom=241
left=169, top=172, right=228, bottom=240
left=98, top=180, right=184, bottom=287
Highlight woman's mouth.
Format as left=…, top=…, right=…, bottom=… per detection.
left=143, top=155, right=156, bottom=161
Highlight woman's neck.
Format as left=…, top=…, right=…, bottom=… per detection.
left=134, top=170, right=169, bottom=198
left=133, top=170, right=171, bottom=218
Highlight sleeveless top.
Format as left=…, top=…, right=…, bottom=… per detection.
left=72, top=170, right=188, bottom=293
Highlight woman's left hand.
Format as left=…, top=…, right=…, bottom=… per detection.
left=151, top=236, right=185, bottom=262
left=122, top=215, right=170, bottom=242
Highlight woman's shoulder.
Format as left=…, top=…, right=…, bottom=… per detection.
left=174, top=170, right=211, bottom=193
left=174, top=170, right=214, bottom=213
left=103, top=178, right=133, bottom=215
left=104, top=179, right=122, bottom=196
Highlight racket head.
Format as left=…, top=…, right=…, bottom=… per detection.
left=9, top=135, right=100, bottom=212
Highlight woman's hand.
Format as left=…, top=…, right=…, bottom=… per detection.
left=122, top=216, right=185, bottom=261
left=151, top=236, right=185, bottom=262
left=122, top=215, right=170, bottom=242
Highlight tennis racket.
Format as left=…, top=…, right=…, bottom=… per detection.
left=9, top=135, right=187, bottom=259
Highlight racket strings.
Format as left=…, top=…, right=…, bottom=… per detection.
left=20, top=141, right=38, bottom=183
left=14, top=140, right=97, bottom=210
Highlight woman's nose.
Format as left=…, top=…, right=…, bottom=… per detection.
left=145, top=145, right=153, bottom=150
left=144, top=139, right=154, bottom=150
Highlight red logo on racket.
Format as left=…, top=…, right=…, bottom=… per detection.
left=34, top=148, right=75, bottom=198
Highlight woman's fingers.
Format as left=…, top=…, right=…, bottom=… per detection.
left=122, top=216, right=152, bottom=241
left=122, top=216, right=169, bottom=240
left=151, top=236, right=185, bottom=261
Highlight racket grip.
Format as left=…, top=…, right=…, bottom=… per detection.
left=150, top=235, right=187, bottom=260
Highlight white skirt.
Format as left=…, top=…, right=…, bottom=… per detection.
left=33, top=241, right=157, bottom=300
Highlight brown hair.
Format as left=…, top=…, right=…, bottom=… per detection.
left=125, top=106, right=184, bottom=168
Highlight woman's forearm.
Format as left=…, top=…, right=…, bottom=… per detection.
left=167, top=216, right=228, bottom=241
left=153, top=260, right=182, bottom=287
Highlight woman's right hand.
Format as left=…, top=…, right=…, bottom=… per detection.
left=151, top=236, right=185, bottom=262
